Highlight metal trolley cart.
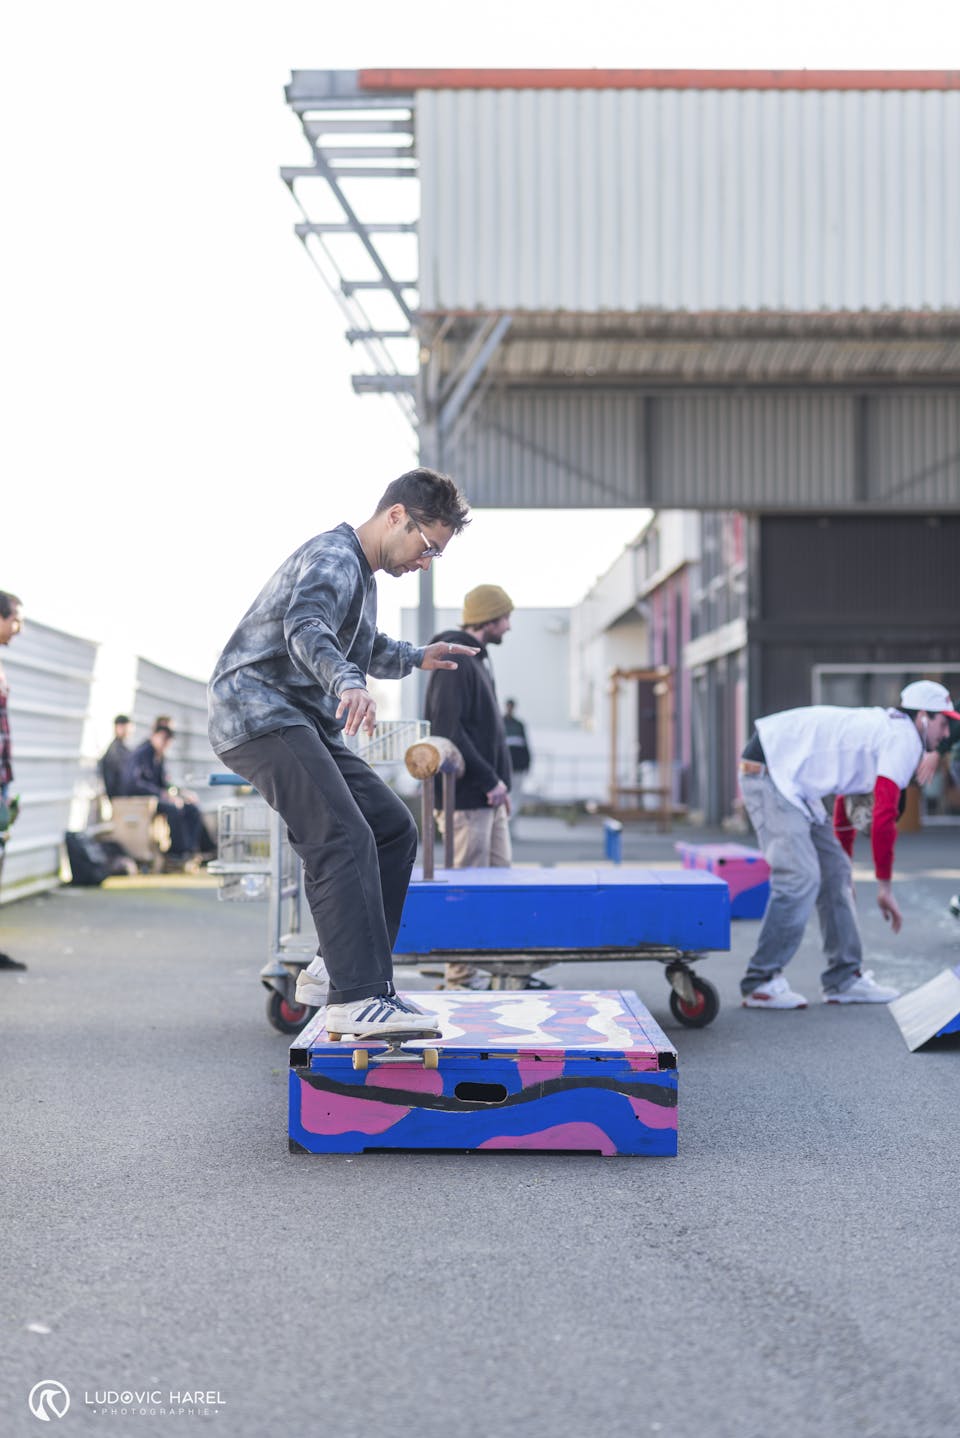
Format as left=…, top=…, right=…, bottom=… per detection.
left=397, top=737, right=730, bottom=1028
left=225, top=721, right=429, bottom=1033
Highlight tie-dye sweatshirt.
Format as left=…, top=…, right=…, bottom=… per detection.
left=208, top=523, right=424, bottom=755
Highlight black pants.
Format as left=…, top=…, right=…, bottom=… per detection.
left=157, top=799, right=215, bottom=858
left=222, top=725, right=418, bottom=1004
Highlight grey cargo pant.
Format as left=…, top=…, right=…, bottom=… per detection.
left=740, top=771, right=862, bottom=997
left=223, top=725, right=418, bottom=1004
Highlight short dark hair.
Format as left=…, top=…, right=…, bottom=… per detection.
left=114, top=714, right=131, bottom=726
left=153, top=723, right=174, bottom=739
left=0, top=591, right=23, bottom=619
left=375, top=468, right=470, bottom=534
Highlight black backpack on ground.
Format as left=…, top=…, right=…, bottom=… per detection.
left=65, top=831, right=111, bottom=887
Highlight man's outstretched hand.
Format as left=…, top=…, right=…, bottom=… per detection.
left=337, top=687, right=377, bottom=737
left=877, top=883, right=903, bottom=935
left=421, top=641, right=480, bottom=670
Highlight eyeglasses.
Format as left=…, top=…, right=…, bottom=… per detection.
left=413, top=521, right=444, bottom=559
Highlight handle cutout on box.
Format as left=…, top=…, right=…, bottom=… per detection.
left=455, top=1081, right=508, bottom=1105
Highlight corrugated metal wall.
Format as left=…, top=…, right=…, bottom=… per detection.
left=453, top=389, right=960, bottom=510
left=752, top=515, right=960, bottom=717
left=454, top=391, right=640, bottom=505
left=1, top=622, right=97, bottom=902
left=133, top=659, right=222, bottom=798
left=868, top=394, right=960, bottom=506
left=417, top=88, right=960, bottom=312
left=656, top=394, right=854, bottom=508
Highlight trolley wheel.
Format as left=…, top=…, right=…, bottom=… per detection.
left=352, top=1049, right=369, bottom=1071
left=668, top=975, right=720, bottom=1028
left=422, top=1048, right=439, bottom=1069
left=266, top=989, right=315, bottom=1034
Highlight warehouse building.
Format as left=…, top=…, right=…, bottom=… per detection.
left=284, top=68, right=960, bottom=821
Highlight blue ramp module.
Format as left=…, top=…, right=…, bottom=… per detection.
left=289, top=989, right=679, bottom=1157
left=395, top=866, right=731, bottom=1027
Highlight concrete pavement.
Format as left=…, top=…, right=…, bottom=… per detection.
left=1, top=821, right=959, bottom=1437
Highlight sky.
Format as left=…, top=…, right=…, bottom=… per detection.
left=2, top=0, right=956, bottom=688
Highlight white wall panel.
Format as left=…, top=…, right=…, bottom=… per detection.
left=1, top=623, right=97, bottom=901
left=133, top=659, right=223, bottom=801
left=418, top=88, right=960, bottom=312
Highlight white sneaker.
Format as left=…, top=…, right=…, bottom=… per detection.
left=742, top=973, right=808, bottom=1009
left=294, top=964, right=329, bottom=1007
left=325, top=993, right=439, bottom=1039
left=822, top=969, right=900, bottom=1004
left=388, top=990, right=434, bottom=1019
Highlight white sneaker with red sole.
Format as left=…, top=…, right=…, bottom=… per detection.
left=742, top=973, right=808, bottom=1009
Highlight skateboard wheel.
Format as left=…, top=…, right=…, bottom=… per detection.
left=327, top=1031, right=342, bottom=1041
left=423, top=1048, right=439, bottom=1069
left=352, top=1049, right=369, bottom=1071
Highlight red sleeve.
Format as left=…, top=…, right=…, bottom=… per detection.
left=870, top=776, right=901, bottom=881
left=833, top=794, right=855, bottom=858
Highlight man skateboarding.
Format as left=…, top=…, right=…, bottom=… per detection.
left=208, top=468, right=475, bottom=1039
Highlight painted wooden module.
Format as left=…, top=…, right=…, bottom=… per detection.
left=675, top=842, right=771, bottom=919
left=394, top=866, right=730, bottom=954
left=289, top=990, right=678, bottom=1157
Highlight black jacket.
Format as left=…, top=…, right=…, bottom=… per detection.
left=122, top=739, right=170, bottom=799
left=99, top=738, right=131, bottom=799
left=423, top=628, right=512, bottom=810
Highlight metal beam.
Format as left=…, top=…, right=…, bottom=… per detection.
left=351, top=374, right=417, bottom=393
left=438, top=315, right=512, bottom=436
left=295, top=221, right=417, bottom=236
left=282, top=164, right=415, bottom=181
left=312, top=145, right=414, bottom=161
left=303, top=118, right=413, bottom=135
left=346, top=329, right=413, bottom=342
left=439, top=316, right=500, bottom=407
left=340, top=278, right=418, bottom=294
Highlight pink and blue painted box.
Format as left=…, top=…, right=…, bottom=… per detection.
left=675, top=842, right=771, bottom=919
left=289, top=989, right=678, bottom=1157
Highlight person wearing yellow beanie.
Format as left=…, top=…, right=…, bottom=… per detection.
left=460, top=584, right=514, bottom=629
left=424, top=584, right=549, bottom=992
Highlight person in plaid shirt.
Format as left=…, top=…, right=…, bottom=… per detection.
left=0, top=590, right=25, bottom=971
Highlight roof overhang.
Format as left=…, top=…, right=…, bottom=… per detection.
left=421, top=309, right=960, bottom=386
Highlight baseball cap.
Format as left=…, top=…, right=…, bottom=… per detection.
left=899, top=680, right=960, bottom=720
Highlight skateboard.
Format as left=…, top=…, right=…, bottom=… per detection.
left=325, top=1026, right=443, bottom=1071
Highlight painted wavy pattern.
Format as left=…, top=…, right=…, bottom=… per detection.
left=289, top=989, right=678, bottom=1156
left=291, top=1071, right=677, bottom=1156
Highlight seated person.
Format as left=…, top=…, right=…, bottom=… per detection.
left=99, top=714, right=133, bottom=799
left=120, top=723, right=215, bottom=864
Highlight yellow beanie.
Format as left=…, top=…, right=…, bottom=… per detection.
left=462, top=584, right=514, bottom=627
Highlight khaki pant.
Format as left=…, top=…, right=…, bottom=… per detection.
left=436, top=807, right=512, bottom=984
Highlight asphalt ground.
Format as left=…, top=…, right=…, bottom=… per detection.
left=2, top=820, right=959, bottom=1437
